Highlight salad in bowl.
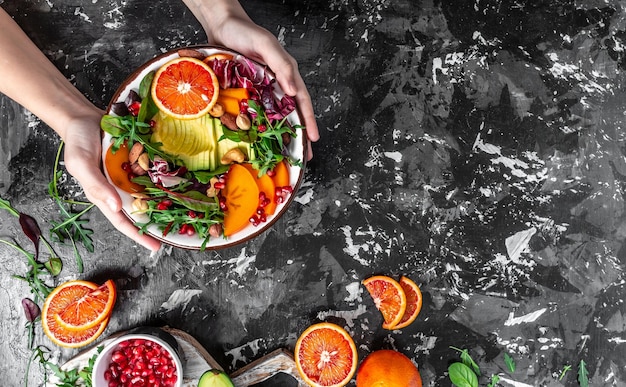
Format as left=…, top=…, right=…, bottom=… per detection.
left=101, top=46, right=306, bottom=250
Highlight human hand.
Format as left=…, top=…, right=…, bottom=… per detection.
left=62, top=112, right=162, bottom=252
left=183, top=0, right=320, bottom=160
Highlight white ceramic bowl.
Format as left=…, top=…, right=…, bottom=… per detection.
left=103, top=45, right=307, bottom=250
left=92, top=328, right=184, bottom=387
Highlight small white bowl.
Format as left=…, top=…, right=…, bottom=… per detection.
left=92, top=328, right=184, bottom=387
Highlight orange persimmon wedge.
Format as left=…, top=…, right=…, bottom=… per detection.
left=222, top=163, right=260, bottom=236
left=272, top=160, right=290, bottom=188
left=104, top=142, right=144, bottom=193
left=216, top=95, right=241, bottom=116
left=243, top=163, right=277, bottom=216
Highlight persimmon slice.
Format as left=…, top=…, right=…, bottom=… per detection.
left=221, top=163, right=260, bottom=236
left=243, top=163, right=277, bottom=216
left=272, top=160, right=290, bottom=188
left=104, top=142, right=144, bottom=193
left=151, top=57, right=219, bottom=120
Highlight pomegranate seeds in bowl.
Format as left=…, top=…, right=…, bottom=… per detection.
left=92, top=330, right=183, bottom=387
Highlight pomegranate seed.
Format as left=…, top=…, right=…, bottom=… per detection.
left=121, top=162, right=132, bottom=172
left=257, top=124, right=267, bottom=132
left=128, top=101, right=141, bottom=116
left=266, top=168, right=275, bottom=177
left=188, top=210, right=197, bottom=218
left=149, top=119, right=156, bottom=127
left=213, top=181, right=225, bottom=190
left=178, top=224, right=188, bottom=235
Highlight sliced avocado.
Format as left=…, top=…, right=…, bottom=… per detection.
left=213, top=118, right=254, bottom=164
left=198, top=369, right=235, bottom=387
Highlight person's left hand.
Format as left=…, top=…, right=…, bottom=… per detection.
left=62, top=111, right=162, bottom=252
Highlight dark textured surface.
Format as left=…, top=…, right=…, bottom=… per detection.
left=1, top=0, right=626, bottom=386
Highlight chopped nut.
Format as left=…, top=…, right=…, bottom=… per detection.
left=220, top=113, right=238, bottom=131
left=236, top=113, right=252, bottom=130
left=131, top=198, right=149, bottom=213
left=137, top=153, right=150, bottom=171
left=130, top=192, right=149, bottom=199
left=130, top=162, right=147, bottom=176
left=209, top=103, right=225, bottom=118
left=220, top=148, right=246, bottom=165
left=176, top=48, right=206, bottom=60
left=209, top=223, right=223, bottom=238
left=282, top=132, right=292, bottom=146
left=128, top=142, right=144, bottom=164
left=206, top=177, right=220, bottom=197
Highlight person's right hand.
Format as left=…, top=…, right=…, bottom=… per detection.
left=62, top=111, right=162, bottom=252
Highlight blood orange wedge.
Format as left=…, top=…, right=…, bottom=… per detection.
left=295, top=322, right=358, bottom=387
left=42, top=280, right=112, bottom=348
left=151, top=56, right=219, bottom=120
left=54, top=279, right=116, bottom=331
left=362, top=275, right=407, bottom=330
left=390, top=276, right=422, bottom=329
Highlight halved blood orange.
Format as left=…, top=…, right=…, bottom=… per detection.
left=42, top=280, right=113, bottom=348
left=151, top=57, right=219, bottom=120
left=390, top=276, right=422, bottom=329
left=203, top=53, right=234, bottom=63
left=295, top=322, right=358, bottom=387
left=362, top=275, right=407, bottom=330
left=221, top=163, right=259, bottom=236
left=356, top=349, right=422, bottom=387
left=55, top=279, right=117, bottom=331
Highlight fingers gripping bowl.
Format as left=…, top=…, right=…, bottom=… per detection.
left=101, top=46, right=306, bottom=250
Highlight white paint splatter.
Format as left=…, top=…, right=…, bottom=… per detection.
left=344, top=281, right=362, bottom=302
left=316, top=304, right=368, bottom=328
left=504, top=308, right=547, bottom=326
left=384, top=151, right=402, bottom=163
left=160, top=289, right=202, bottom=313
left=225, top=338, right=264, bottom=369
left=505, top=227, right=537, bottom=263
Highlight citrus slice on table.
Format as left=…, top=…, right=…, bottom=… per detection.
left=151, top=56, right=219, bottom=120
left=356, top=349, right=422, bottom=387
left=295, top=322, right=358, bottom=387
left=54, top=279, right=116, bottom=331
left=391, top=276, right=422, bottom=329
left=362, top=275, right=407, bottom=330
left=42, top=280, right=113, bottom=348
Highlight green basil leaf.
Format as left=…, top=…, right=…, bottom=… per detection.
left=139, top=71, right=155, bottom=100
left=578, top=360, right=589, bottom=387
left=504, top=353, right=515, bottom=373
left=449, top=362, right=478, bottom=387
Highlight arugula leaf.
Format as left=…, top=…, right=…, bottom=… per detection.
left=503, top=352, right=515, bottom=373
left=448, top=362, right=478, bottom=387
left=578, top=360, right=589, bottom=387
left=487, top=374, right=500, bottom=387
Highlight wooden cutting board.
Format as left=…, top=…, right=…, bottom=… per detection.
left=47, top=327, right=307, bottom=387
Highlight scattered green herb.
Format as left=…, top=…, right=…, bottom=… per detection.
left=578, top=360, right=589, bottom=387
left=559, top=364, right=572, bottom=380
left=48, top=142, right=96, bottom=272
left=503, top=352, right=515, bottom=373
left=487, top=374, right=500, bottom=387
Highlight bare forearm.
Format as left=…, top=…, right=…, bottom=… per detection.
left=181, top=0, right=251, bottom=41
left=0, top=9, right=100, bottom=140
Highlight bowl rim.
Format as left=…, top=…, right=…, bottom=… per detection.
left=91, top=331, right=184, bottom=387
left=103, top=44, right=308, bottom=250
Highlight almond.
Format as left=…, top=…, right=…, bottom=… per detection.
left=128, top=142, right=144, bottom=164
left=220, top=113, right=238, bottom=131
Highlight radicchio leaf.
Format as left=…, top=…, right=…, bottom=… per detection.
left=148, top=156, right=188, bottom=187
left=18, top=213, right=40, bottom=260
left=21, top=298, right=40, bottom=322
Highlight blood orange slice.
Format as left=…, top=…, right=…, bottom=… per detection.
left=362, top=275, right=407, bottom=330
left=390, top=276, right=422, bottom=329
left=295, top=322, right=358, bottom=387
left=151, top=57, right=219, bottom=120
left=55, top=279, right=116, bottom=331
left=42, top=280, right=112, bottom=348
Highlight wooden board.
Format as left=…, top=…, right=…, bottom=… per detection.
left=47, top=327, right=306, bottom=386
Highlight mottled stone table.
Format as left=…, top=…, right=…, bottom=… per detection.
left=1, top=0, right=626, bottom=386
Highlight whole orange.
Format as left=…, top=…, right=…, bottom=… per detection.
left=356, top=349, right=422, bottom=387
